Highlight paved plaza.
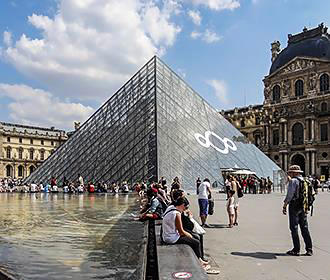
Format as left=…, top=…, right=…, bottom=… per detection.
left=188, top=191, right=330, bottom=280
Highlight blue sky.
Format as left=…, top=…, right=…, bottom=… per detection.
left=0, top=0, right=329, bottom=130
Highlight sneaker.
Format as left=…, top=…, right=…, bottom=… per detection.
left=286, top=249, right=300, bottom=256
left=305, top=250, right=313, bottom=256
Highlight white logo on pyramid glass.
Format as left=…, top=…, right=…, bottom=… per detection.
left=194, top=131, right=237, bottom=154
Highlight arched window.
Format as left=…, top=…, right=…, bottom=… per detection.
left=320, top=73, right=329, bottom=92
left=240, top=119, right=245, bottom=128
left=18, top=166, right=24, bottom=177
left=292, top=123, right=304, bottom=145
left=40, top=150, right=45, bottom=161
left=6, top=147, right=11, bottom=159
left=272, top=85, right=281, bottom=102
left=6, top=165, right=13, bottom=177
left=19, top=148, right=23, bottom=160
left=29, top=149, right=34, bottom=160
left=321, top=102, right=328, bottom=112
left=295, top=80, right=304, bottom=97
left=29, top=165, right=35, bottom=175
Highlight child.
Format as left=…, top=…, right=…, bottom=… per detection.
left=227, top=190, right=235, bottom=228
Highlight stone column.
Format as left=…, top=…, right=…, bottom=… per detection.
left=306, top=151, right=310, bottom=176
left=284, top=122, right=288, bottom=143
left=311, top=151, right=316, bottom=175
left=311, top=119, right=315, bottom=141
left=284, top=153, right=288, bottom=171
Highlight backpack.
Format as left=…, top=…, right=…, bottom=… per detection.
left=160, top=208, right=179, bottom=244
left=295, top=178, right=315, bottom=215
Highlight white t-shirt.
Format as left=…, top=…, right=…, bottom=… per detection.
left=198, top=181, right=210, bottom=200
left=30, top=184, right=37, bottom=192
left=162, top=205, right=180, bottom=244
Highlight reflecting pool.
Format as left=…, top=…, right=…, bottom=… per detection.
left=0, top=193, right=146, bottom=280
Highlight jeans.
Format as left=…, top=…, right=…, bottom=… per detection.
left=288, top=204, right=313, bottom=252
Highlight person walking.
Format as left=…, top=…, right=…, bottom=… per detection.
left=282, top=165, right=313, bottom=256
left=198, top=178, right=212, bottom=228
left=230, top=176, right=240, bottom=226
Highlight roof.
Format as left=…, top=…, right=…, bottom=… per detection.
left=0, top=122, right=66, bottom=137
left=270, top=23, right=330, bottom=74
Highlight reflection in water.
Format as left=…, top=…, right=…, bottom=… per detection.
left=0, top=193, right=145, bottom=280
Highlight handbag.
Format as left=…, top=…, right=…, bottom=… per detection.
left=190, top=217, right=206, bottom=235
left=237, top=186, right=244, bottom=198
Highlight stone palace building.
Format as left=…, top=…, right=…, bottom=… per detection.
left=0, top=122, right=67, bottom=179
left=222, top=24, right=330, bottom=180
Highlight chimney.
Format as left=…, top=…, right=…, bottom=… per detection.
left=74, top=121, right=81, bottom=131
left=271, top=40, right=281, bottom=62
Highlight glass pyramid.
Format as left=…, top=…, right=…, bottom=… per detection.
left=26, top=56, right=281, bottom=188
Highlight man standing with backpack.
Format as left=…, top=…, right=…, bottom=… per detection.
left=282, top=165, right=313, bottom=256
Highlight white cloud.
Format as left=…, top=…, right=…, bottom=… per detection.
left=188, top=10, right=201, bottom=25
left=3, top=31, right=12, bottom=47
left=191, top=0, right=240, bottom=11
left=0, top=83, right=94, bottom=130
left=3, top=0, right=181, bottom=103
left=203, top=29, right=221, bottom=43
left=191, top=29, right=221, bottom=43
left=190, top=31, right=202, bottom=39
left=207, top=79, right=229, bottom=104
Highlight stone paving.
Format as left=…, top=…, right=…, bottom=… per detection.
left=187, top=190, right=330, bottom=280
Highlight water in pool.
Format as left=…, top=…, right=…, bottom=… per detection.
left=0, top=193, right=145, bottom=280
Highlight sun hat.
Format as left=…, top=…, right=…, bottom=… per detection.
left=287, top=165, right=304, bottom=173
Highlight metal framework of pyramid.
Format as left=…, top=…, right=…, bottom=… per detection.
left=26, top=56, right=280, bottom=187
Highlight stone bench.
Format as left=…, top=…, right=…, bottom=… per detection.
left=155, top=223, right=208, bottom=280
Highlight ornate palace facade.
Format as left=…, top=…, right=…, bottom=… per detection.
left=222, top=24, right=330, bottom=179
left=0, top=122, right=67, bottom=179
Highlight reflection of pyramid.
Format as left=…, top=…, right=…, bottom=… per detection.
left=26, top=57, right=280, bottom=187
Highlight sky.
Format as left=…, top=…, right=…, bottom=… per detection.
left=0, top=0, right=329, bottom=131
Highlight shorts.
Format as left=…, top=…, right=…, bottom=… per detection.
left=198, top=199, right=209, bottom=216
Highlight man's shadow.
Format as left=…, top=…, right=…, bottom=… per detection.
left=208, top=224, right=228, bottom=229
left=231, top=252, right=288, bottom=259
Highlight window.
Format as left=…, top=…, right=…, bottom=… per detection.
left=295, top=80, right=304, bottom=97
left=255, top=117, right=260, bottom=125
left=19, top=138, right=23, bottom=144
left=6, top=147, right=11, bottom=159
left=273, top=129, right=279, bottom=146
left=29, top=166, right=35, bottom=174
left=18, top=166, right=24, bottom=177
left=40, top=150, right=45, bottom=161
left=30, top=149, right=34, bottom=160
left=321, top=102, right=328, bottom=112
left=272, top=85, right=280, bottom=102
left=240, top=119, right=245, bottom=128
left=6, top=165, right=12, bottom=177
left=320, top=73, right=329, bottom=92
left=30, top=139, right=33, bottom=145
left=51, top=141, right=54, bottom=146
left=292, top=123, right=304, bottom=145
left=320, top=123, right=328, bottom=142
left=254, top=134, right=261, bottom=147
left=41, top=140, right=44, bottom=145
left=19, top=148, right=23, bottom=160
left=7, top=137, right=10, bottom=142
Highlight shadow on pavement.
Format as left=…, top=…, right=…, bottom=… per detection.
left=209, top=224, right=228, bottom=228
left=231, top=251, right=288, bottom=259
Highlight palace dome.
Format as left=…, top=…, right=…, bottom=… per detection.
left=270, top=24, right=330, bottom=74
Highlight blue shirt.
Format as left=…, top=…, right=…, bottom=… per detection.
left=284, top=176, right=302, bottom=204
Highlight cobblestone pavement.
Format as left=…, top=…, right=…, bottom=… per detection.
left=187, top=191, right=330, bottom=280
